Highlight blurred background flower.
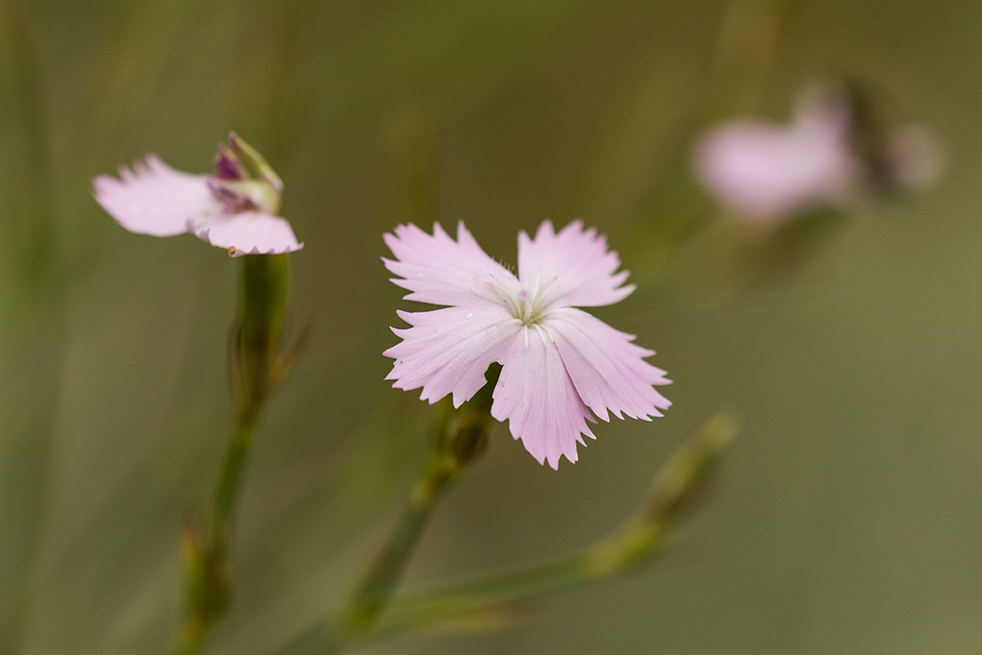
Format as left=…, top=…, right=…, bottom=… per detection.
left=693, top=83, right=943, bottom=222
left=693, top=85, right=861, bottom=221
left=0, top=1, right=976, bottom=654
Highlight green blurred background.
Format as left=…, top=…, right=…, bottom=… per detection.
left=1, top=0, right=979, bottom=653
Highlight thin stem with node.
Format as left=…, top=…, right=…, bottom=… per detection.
left=179, top=253, right=299, bottom=652
left=272, top=368, right=501, bottom=655
left=273, top=413, right=737, bottom=655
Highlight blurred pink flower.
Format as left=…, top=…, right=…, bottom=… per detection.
left=383, top=220, right=671, bottom=469
left=693, top=86, right=943, bottom=222
left=93, top=147, right=302, bottom=257
left=693, top=93, right=859, bottom=221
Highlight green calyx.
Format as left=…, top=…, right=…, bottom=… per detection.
left=228, top=131, right=284, bottom=193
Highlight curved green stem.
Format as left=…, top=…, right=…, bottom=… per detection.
left=371, top=413, right=737, bottom=640
left=274, top=414, right=736, bottom=655
left=342, top=379, right=496, bottom=636
left=268, top=454, right=461, bottom=655
left=0, top=2, right=70, bottom=650
left=341, top=454, right=457, bottom=634
left=370, top=527, right=666, bottom=639
left=179, top=410, right=259, bottom=653
left=273, top=378, right=500, bottom=655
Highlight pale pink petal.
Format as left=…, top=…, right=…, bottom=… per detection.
left=383, top=222, right=522, bottom=308
left=517, top=220, right=633, bottom=309
left=694, top=119, right=857, bottom=221
left=491, top=325, right=596, bottom=469
left=547, top=308, right=671, bottom=422
left=192, top=211, right=303, bottom=256
left=93, top=155, right=222, bottom=236
left=385, top=304, right=521, bottom=407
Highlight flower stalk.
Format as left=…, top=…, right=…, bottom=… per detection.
left=179, top=253, right=295, bottom=651
left=342, top=367, right=498, bottom=635
left=373, top=413, right=737, bottom=638
left=271, top=371, right=499, bottom=655
left=275, top=413, right=736, bottom=655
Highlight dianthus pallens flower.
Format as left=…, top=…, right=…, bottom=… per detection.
left=693, top=85, right=943, bottom=222
left=693, top=91, right=859, bottom=221
left=383, top=220, right=671, bottom=469
left=93, top=134, right=302, bottom=256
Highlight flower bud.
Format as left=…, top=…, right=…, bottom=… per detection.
left=228, top=131, right=284, bottom=194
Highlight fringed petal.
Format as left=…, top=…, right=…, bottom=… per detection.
left=385, top=304, right=520, bottom=407
left=192, top=211, right=303, bottom=256
left=383, top=222, right=522, bottom=308
left=491, top=325, right=596, bottom=470
left=548, top=308, right=671, bottom=422
left=517, top=220, right=634, bottom=309
left=93, top=155, right=221, bottom=237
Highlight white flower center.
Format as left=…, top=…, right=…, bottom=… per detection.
left=502, top=276, right=556, bottom=326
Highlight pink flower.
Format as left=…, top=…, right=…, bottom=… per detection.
left=383, top=220, right=671, bottom=469
left=693, top=92, right=859, bottom=221
left=693, top=85, right=943, bottom=222
left=93, top=135, right=302, bottom=257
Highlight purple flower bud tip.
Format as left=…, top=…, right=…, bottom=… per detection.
left=214, top=145, right=244, bottom=180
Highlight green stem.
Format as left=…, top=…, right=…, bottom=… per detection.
left=340, top=374, right=498, bottom=634
left=0, top=2, right=69, bottom=650
left=179, top=254, right=293, bottom=652
left=270, top=459, right=460, bottom=655
left=342, top=466, right=453, bottom=634
left=371, top=525, right=667, bottom=638
left=218, top=253, right=290, bottom=528
left=273, top=384, right=498, bottom=655
left=274, top=414, right=735, bottom=655
left=178, top=411, right=261, bottom=654
left=340, top=381, right=496, bottom=637
left=210, top=409, right=260, bottom=541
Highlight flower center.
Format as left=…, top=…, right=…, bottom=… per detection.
left=502, top=276, right=555, bottom=326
